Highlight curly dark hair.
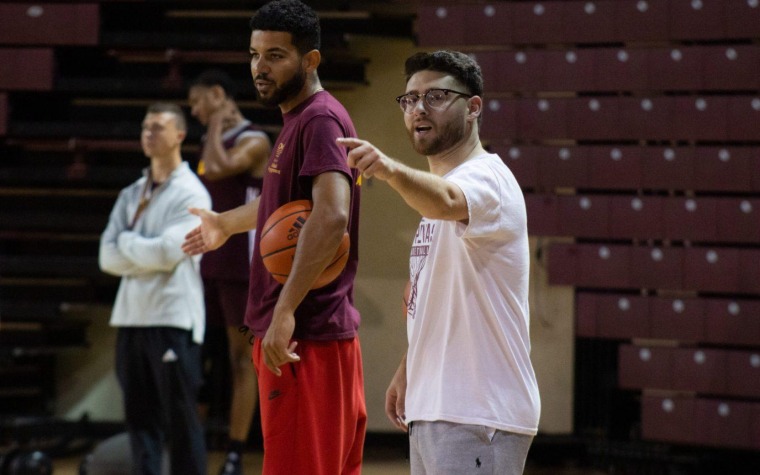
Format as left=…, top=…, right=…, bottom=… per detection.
left=249, top=0, right=320, bottom=54
left=404, top=50, right=483, bottom=98
left=190, top=68, right=236, bottom=99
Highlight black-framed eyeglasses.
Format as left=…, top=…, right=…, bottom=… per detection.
left=395, top=88, right=473, bottom=114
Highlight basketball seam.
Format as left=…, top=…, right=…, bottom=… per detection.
left=260, top=243, right=298, bottom=259
left=259, top=209, right=312, bottom=239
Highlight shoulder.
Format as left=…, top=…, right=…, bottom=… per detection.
left=449, top=154, right=507, bottom=180
left=301, top=93, right=351, bottom=123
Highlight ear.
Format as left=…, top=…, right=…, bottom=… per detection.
left=302, top=49, right=321, bottom=73
left=210, top=85, right=226, bottom=105
left=467, top=95, right=482, bottom=122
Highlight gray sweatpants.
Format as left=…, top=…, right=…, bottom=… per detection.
left=409, top=420, right=533, bottom=475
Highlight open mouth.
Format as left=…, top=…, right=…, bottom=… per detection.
left=415, top=125, right=432, bottom=135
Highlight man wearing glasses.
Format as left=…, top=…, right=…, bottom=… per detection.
left=338, top=50, right=541, bottom=475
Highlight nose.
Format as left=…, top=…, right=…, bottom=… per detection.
left=412, top=98, right=427, bottom=115
left=251, top=57, right=269, bottom=76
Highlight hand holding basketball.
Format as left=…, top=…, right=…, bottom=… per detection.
left=259, top=200, right=350, bottom=289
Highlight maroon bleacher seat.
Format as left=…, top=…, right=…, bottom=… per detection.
left=649, top=297, right=706, bottom=342
left=467, top=51, right=500, bottom=93
left=725, top=0, right=760, bottom=39
left=0, top=48, right=54, bottom=91
left=594, top=294, right=650, bottom=340
left=547, top=243, right=580, bottom=286
left=586, top=147, right=642, bottom=190
left=509, top=1, right=565, bottom=45
left=492, top=50, right=545, bottom=93
left=524, top=194, right=558, bottom=236
left=415, top=4, right=467, bottom=46
left=692, top=147, right=755, bottom=192
left=463, top=3, right=512, bottom=45
left=515, top=98, right=568, bottom=140
left=614, top=0, right=670, bottom=42
left=715, top=198, right=760, bottom=243
left=480, top=98, right=517, bottom=142
left=619, top=97, right=675, bottom=140
left=705, top=299, right=760, bottom=347
left=619, top=344, right=673, bottom=390
left=593, top=48, right=649, bottom=92
left=738, top=249, right=760, bottom=294
left=727, top=96, right=760, bottom=141
left=608, top=196, right=664, bottom=240
left=669, top=0, right=726, bottom=41
left=663, top=197, right=718, bottom=242
left=575, top=292, right=598, bottom=338
left=542, top=50, right=595, bottom=92
left=557, top=195, right=610, bottom=238
left=0, top=3, right=99, bottom=46
left=630, top=246, right=685, bottom=290
left=493, top=144, right=541, bottom=189
left=566, top=97, right=622, bottom=140
left=672, top=96, right=728, bottom=141
left=696, top=399, right=754, bottom=449
left=642, top=395, right=698, bottom=445
left=726, top=351, right=760, bottom=398
left=538, top=146, right=588, bottom=189
left=647, top=47, right=703, bottom=90
left=561, top=0, right=615, bottom=43
left=683, top=248, right=740, bottom=293
left=639, top=147, right=695, bottom=190
left=702, top=45, right=760, bottom=91
left=672, top=348, right=728, bottom=394
left=576, top=244, right=632, bottom=289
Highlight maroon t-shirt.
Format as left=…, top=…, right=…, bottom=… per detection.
left=245, top=91, right=362, bottom=340
left=199, top=121, right=266, bottom=281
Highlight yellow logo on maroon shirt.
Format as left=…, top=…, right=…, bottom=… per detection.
left=268, top=143, right=284, bottom=175
left=197, top=160, right=206, bottom=176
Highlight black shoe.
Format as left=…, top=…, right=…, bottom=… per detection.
left=218, top=452, right=242, bottom=475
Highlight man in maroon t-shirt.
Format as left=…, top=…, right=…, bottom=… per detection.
left=181, top=1, right=365, bottom=474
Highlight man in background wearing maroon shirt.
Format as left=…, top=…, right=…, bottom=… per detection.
left=188, top=68, right=271, bottom=475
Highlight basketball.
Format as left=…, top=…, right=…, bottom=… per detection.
left=259, top=199, right=350, bottom=289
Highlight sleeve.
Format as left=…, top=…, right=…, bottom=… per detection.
left=116, top=189, right=210, bottom=272
left=299, top=114, right=353, bottom=180
left=99, top=189, right=145, bottom=276
left=447, top=159, right=506, bottom=239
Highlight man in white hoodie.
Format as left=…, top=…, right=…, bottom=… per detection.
left=338, top=51, right=541, bottom=475
left=99, top=102, right=211, bottom=475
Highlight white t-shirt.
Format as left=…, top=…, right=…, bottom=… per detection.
left=405, top=153, right=541, bottom=436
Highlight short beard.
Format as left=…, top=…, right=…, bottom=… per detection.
left=409, top=116, right=467, bottom=156
left=257, top=66, right=307, bottom=108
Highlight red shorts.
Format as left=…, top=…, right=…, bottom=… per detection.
left=253, top=337, right=367, bottom=475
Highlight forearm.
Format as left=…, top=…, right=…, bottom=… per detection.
left=99, top=241, right=142, bottom=276
left=219, top=197, right=260, bottom=235
left=199, top=121, right=232, bottom=178
left=117, top=228, right=188, bottom=272
left=387, top=163, right=468, bottom=221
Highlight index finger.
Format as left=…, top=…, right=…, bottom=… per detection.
left=336, top=137, right=364, bottom=149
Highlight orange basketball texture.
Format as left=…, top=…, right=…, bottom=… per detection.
left=259, top=200, right=350, bottom=289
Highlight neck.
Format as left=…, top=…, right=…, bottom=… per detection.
left=280, top=78, right=323, bottom=114
left=221, top=109, right=245, bottom=133
left=427, top=132, right=484, bottom=177
left=150, top=154, right=182, bottom=182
